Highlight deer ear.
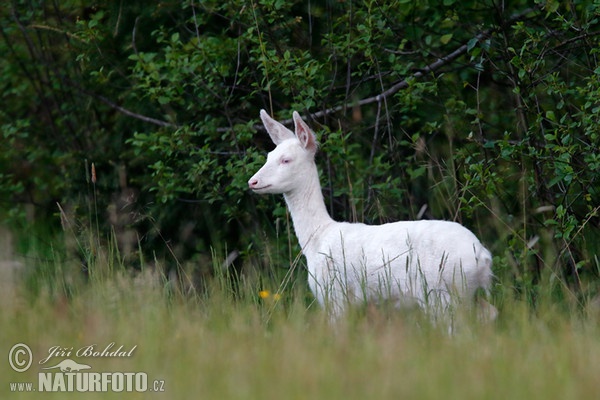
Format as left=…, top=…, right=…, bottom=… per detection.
left=293, top=111, right=318, bottom=154
left=260, top=109, right=295, bottom=145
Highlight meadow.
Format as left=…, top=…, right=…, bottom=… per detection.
left=2, top=226, right=600, bottom=400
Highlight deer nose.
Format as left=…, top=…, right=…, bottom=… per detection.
left=248, top=178, right=259, bottom=188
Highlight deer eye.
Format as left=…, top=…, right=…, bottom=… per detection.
left=280, top=157, right=292, bottom=165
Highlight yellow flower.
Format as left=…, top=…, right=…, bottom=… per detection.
left=259, top=290, right=282, bottom=301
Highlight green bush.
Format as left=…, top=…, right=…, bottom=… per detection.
left=1, top=0, right=598, bottom=301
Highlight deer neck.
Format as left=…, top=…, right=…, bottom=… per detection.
left=283, top=166, right=334, bottom=251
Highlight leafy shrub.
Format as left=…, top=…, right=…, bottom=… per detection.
left=1, top=0, right=598, bottom=301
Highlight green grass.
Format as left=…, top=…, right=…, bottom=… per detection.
left=2, top=228, right=600, bottom=400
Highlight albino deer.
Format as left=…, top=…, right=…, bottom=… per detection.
left=249, top=110, right=494, bottom=321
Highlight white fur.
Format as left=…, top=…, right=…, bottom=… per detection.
left=249, top=110, right=493, bottom=318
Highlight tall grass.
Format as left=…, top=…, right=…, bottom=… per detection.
left=0, top=160, right=597, bottom=399
left=2, top=219, right=600, bottom=400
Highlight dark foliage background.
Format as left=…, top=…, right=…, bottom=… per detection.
left=1, top=0, right=598, bottom=300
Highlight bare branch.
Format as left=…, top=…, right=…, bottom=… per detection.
left=73, top=82, right=179, bottom=128
left=91, top=92, right=179, bottom=128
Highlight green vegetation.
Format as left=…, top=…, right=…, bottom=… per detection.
left=1, top=0, right=600, bottom=396
left=1, top=0, right=598, bottom=299
left=1, top=0, right=599, bottom=294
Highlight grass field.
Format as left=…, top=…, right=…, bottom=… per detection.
left=2, top=227, right=600, bottom=400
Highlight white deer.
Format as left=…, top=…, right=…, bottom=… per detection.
left=248, top=109, right=495, bottom=321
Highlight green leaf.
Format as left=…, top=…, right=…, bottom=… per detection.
left=440, top=33, right=453, bottom=45
left=467, top=38, right=478, bottom=52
